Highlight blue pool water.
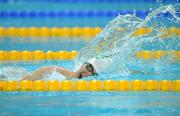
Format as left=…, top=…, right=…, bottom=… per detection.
left=0, top=92, right=180, bottom=116
left=0, top=37, right=179, bottom=116
left=0, top=43, right=179, bottom=116
left=0, top=1, right=180, bottom=116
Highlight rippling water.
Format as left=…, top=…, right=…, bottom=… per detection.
left=0, top=4, right=179, bottom=80
left=76, top=4, right=180, bottom=76
left=0, top=92, right=180, bottom=116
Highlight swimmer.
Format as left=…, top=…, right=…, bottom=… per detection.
left=22, top=57, right=112, bottom=80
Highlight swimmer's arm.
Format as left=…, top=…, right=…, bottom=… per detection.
left=22, top=66, right=77, bottom=81
left=55, top=67, right=78, bottom=78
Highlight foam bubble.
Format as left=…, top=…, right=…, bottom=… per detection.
left=0, top=66, right=29, bottom=81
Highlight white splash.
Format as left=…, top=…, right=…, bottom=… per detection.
left=75, top=4, right=180, bottom=75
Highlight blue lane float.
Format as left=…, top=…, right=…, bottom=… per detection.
left=0, top=10, right=178, bottom=18
left=0, top=0, right=153, bottom=3
left=0, top=0, right=178, bottom=3
left=0, top=10, right=151, bottom=18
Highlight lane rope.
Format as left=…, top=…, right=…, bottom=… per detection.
left=0, top=10, right=174, bottom=18
left=0, top=50, right=78, bottom=61
left=0, top=27, right=102, bottom=37
left=0, top=0, right=175, bottom=3
left=0, top=27, right=179, bottom=37
left=0, top=80, right=179, bottom=91
left=0, top=50, right=179, bottom=61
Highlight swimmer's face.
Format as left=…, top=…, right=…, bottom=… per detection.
left=78, top=63, right=97, bottom=79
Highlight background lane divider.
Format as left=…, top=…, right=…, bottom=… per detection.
left=0, top=50, right=78, bottom=61
left=0, top=0, right=161, bottom=3
left=0, top=50, right=179, bottom=61
left=0, top=27, right=102, bottom=37
left=0, top=80, right=179, bottom=91
left=0, top=27, right=179, bottom=37
left=137, top=50, right=180, bottom=60
left=0, top=10, right=150, bottom=18
left=0, top=10, right=176, bottom=18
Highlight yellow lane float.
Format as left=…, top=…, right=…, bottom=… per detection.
left=0, top=27, right=102, bottom=37
left=47, top=80, right=61, bottom=91
left=137, top=50, right=179, bottom=60
left=0, top=50, right=179, bottom=61
left=132, top=27, right=153, bottom=36
left=0, top=27, right=179, bottom=37
left=131, top=80, right=144, bottom=91
left=117, top=80, right=129, bottom=91
left=20, top=80, right=33, bottom=91
left=0, top=50, right=78, bottom=61
left=0, top=80, right=179, bottom=91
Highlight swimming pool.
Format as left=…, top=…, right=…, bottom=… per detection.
left=0, top=0, right=180, bottom=116
left=0, top=39, right=179, bottom=116
left=0, top=92, right=180, bottom=116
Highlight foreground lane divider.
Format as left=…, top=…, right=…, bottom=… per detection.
left=173, top=80, right=180, bottom=91
left=131, top=80, right=144, bottom=91
left=33, top=80, right=46, bottom=91
left=61, top=80, right=73, bottom=91
left=0, top=50, right=78, bottom=61
left=20, top=80, right=33, bottom=91
left=145, top=80, right=158, bottom=90
left=75, top=80, right=88, bottom=91
left=0, top=27, right=179, bottom=37
left=89, top=80, right=102, bottom=91
left=0, top=80, right=179, bottom=91
left=104, top=80, right=116, bottom=90
left=117, top=80, right=129, bottom=91
left=159, top=80, right=171, bottom=91
left=47, top=80, right=61, bottom=91
left=6, top=80, right=18, bottom=91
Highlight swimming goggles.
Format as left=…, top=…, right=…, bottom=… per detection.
left=85, top=62, right=98, bottom=76
left=77, top=62, right=98, bottom=79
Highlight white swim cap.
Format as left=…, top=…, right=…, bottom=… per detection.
left=87, top=57, right=112, bottom=74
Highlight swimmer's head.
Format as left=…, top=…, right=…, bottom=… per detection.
left=77, top=57, right=112, bottom=79
left=77, top=62, right=97, bottom=79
